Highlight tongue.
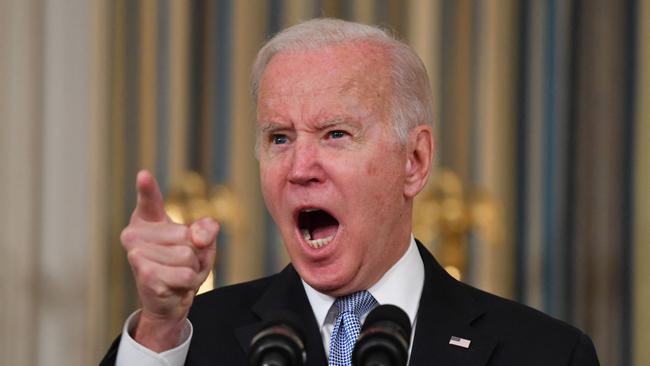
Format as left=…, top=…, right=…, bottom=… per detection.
left=311, top=224, right=338, bottom=240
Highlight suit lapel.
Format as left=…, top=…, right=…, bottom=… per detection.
left=234, top=265, right=327, bottom=366
left=232, top=243, right=496, bottom=366
left=409, top=243, right=497, bottom=366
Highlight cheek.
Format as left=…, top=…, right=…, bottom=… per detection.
left=260, top=167, right=282, bottom=210
left=362, top=161, right=406, bottom=211
left=357, top=166, right=385, bottom=212
left=365, top=160, right=378, bottom=177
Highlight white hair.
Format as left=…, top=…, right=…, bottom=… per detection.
left=251, top=18, right=434, bottom=145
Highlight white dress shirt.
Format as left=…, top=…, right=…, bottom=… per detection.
left=116, top=236, right=425, bottom=366
left=303, top=236, right=424, bottom=357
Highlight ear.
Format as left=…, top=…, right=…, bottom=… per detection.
left=404, top=125, right=434, bottom=198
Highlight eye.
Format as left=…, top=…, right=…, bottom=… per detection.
left=328, top=130, right=347, bottom=139
left=271, top=134, right=289, bottom=145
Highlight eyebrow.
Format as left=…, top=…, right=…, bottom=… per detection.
left=258, top=117, right=360, bottom=136
left=318, top=118, right=346, bottom=129
left=316, top=118, right=361, bottom=131
left=259, top=121, right=289, bottom=134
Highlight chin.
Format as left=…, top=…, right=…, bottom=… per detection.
left=298, top=262, right=358, bottom=296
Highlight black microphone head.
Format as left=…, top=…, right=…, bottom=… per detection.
left=362, top=304, right=411, bottom=341
left=249, top=311, right=306, bottom=366
left=353, top=305, right=411, bottom=366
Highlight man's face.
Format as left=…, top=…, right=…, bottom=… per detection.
left=256, top=42, right=415, bottom=296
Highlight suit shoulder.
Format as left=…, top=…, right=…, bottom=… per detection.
left=459, top=283, right=598, bottom=364
left=462, top=282, right=582, bottom=335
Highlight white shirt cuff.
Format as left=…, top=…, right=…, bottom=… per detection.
left=115, top=310, right=193, bottom=366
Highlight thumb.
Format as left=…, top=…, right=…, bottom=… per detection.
left=190, top=218, right=219, bottom=276
left=190, top=217, right=220, bottom=249
left=133, top=170, right=168, bottom=222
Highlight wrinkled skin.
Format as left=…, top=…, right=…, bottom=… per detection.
left=257, top=41, right=434, bottom=297
left=120, top=40, right=433, bottom=353
left=121, top=171, right=219, bottom=351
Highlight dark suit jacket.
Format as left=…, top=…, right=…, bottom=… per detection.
left=100, top=243, right=599, bottom=365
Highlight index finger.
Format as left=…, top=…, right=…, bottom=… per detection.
left=133, top=170, right=168, bottom=222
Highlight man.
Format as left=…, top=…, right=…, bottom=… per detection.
left=101, top=18, right=599, bottom=365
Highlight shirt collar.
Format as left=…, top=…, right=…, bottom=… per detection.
left=302, top=235, right=424, bottom=328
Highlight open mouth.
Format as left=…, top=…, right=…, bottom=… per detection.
left=297, top=208, right=339, bottom=249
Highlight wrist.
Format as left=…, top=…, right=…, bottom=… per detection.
left=132, top=311, right=188, bottom=352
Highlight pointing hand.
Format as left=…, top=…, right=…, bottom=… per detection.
left=121, top=170, right=219, bottom=351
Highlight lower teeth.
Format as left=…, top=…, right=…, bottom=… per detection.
left=301, top=229, right=334, bottom=248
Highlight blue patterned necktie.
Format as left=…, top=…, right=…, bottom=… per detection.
left=328, top=291, right=378, bottom=366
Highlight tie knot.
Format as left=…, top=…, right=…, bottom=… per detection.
left=334, top=291, right=377, bottom=318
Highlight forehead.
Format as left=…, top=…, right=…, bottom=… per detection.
left=257, top=41, right=393, bottom=113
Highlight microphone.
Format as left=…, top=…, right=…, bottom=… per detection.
left=249, top=313, right=306, bottom=366
left=352, top=305, right=411, bottom=366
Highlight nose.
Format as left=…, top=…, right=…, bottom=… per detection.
left=287, top=139, right=325, bottom=186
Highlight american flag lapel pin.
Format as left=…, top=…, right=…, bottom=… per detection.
left=449, top=336, right=471, bottom=349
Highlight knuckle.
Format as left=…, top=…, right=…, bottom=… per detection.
left=120, top=227, right=138, bottom=246
left=176, top=246, right=195, bottom=263
left=150, top=284, right=167, bottom=298
left=160, top=223, right=189, bottom=244
left=151, top=284, right=169, bottom=298
left=137, top=263, right=155, bottom=283
left=126, top=248, right=142, bottom=266
left=176, top=225, right=191, bottom=241
left=178, top=268, right=196, bottom=286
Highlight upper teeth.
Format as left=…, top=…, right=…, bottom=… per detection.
left=301, top=229, right=334, bottom=249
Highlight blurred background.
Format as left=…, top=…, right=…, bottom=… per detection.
left=1, top=0, right=648, bottom=365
